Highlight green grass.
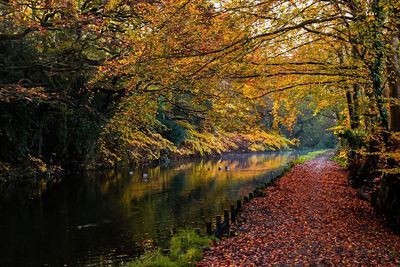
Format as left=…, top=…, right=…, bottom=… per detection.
left=130, top=250, right=177, bottom=267
left=130, top=229, right=211, bottom=267
left=291, top=149, right=332, bottom=165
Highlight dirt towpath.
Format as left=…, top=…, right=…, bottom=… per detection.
left=198, top=155, right=400, bottom=266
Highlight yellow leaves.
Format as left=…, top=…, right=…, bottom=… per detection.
left=176, top=122, right=229, bottom=156
left=28, top=155, right=48, bottom=173
left=105, top=0, right=122, bottom=12
left=380, top=168, right=400, bottom=175
left=271, top=99, right=280, bottom=130
left=387, top=152, right=400, bottom=162
left=327, top=125, right=347, bottom=135
left=97, top=124, right=176, bottom=167
left=314, top=99, right=330, bottom=116
left=176, top=122, right=294, bottom=157
left=367, top=14, right=376, bottom=22
left=242, top=82, right=255, bottom=97
left=269, top=96, right=299, bottom=132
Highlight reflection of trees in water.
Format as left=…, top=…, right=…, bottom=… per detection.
left=70, top=153, right=292, bottom=245
left=104, top=154, right=291, bottom=204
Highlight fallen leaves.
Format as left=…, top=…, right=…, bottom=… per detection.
left=198, top=155, right=400, bottom=266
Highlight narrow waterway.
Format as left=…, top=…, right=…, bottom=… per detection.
left=0, top=152, right=296, bottom=266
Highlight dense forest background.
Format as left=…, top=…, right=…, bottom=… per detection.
left=0, top=0, right=399, bottom=228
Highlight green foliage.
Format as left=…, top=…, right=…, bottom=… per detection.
left=338, top=129, right=367, bottom=150
left=177, top=123, right=237, bottom=157
left=293, top=114, right=338, bottom=149
left=169, top=229, right=210, bottom=265
left=96, top=126, right=176, bottom=168
left=158, top=117, right=187, bottom=146
left=267, top=96, right=339, bottom=150
left=331, top=155, right=349, bottom=168
left=0, top=96, right=102, bottom=173
left=4, top=158, right=57, bottom=187
left=130, top=229, right=210, bottom=267
left=95, top=95, right=177, bottom=167
left=130, top=250, right=178, bottom=267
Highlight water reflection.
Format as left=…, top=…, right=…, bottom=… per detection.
left=0, top=153, right=295, bottom=267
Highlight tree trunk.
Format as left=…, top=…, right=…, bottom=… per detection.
left=388, top=33, right=400, bottom=132
left=339, top=46, right=361, bottom=130
left=371, top=0, right=389, bottom=132
left=352, top=83, right=361, bottom=128
left=346, top=90, right=356, bottom=129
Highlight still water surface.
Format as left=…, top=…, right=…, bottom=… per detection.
left=0, top=152, right=296, bottom=266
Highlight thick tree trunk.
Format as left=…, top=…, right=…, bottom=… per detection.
left=340, top=46, right=361, bottom=130
left=371, top=0, right=389, bottom=132
left=346, top=84, right=361, bottom=130
left=346, top=90, right=355, bottom=129
left=353, top=83, right=360, bottom=128
left=388, top=34, right=400, bottom=132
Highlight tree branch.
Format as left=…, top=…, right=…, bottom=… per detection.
left=0, top=28, right=36, bottom=41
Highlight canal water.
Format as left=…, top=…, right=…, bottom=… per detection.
left=0, top=152, right=296, bottom=266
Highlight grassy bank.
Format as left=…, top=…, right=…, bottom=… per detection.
left=130, top=230, right=212, bottom=267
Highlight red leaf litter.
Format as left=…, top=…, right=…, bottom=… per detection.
left=198, top=155, right=400, bottom=266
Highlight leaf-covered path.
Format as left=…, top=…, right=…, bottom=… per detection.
left=198, top=155, right=400, bottom=266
